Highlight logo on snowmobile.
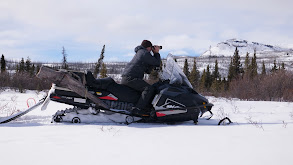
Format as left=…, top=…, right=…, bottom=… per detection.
left=162, top=98, right=186, bottom=109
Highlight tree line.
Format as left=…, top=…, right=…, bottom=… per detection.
left=1, top=47, right=292, bottom=101
left=182, top=47, right=292, bottom=101
left=0, top=46, right=108, bottom=92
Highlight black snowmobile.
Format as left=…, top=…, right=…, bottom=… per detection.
left=40, top=55, right=214, bottom=124
left=0, top=55, right=215, bottom=124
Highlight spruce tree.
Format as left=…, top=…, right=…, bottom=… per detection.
left=189, top=58, right=200, bottom=89
left=250, top=50, right=257, bottom=78
left=94, top=45, right=105, bottom=78
left=100, top=62, right=107, bottom=78
left=205, top=65, right=212, bottom=90
left=210, top=60, right=221, bottom=93
left=228, top=47, right=242, bottom=81
left=183, top=59, right=190, bottom=78
left=261, top=61, right=266, bottom=75
left=233, top=47, right=241, bottom=77
left=61, top=47, right=68, bottom=69
left=25, top=57, right=32, bottom=73
left=244, top=52, right=250, bottom=74
left=212, top=59, right=220, bottom=81
left=19, top=58, right=25, bottom=73
left=1, top=54, right=6, bottom=73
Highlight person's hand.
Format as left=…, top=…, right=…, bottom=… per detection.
left=152, top=46, right=160, bottom=53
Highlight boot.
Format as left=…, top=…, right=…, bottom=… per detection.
left=131, top=107, right=150, bottom=117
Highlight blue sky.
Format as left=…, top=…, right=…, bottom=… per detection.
left=0, top=0, right=292, bottom=62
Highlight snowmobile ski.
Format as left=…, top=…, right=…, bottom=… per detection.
left=0, top=98, right=45, bottom=124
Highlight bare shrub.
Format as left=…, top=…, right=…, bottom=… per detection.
left=10, top=73, right=52, bottom=92
left=0, top=96, right=19, bottom=117
left=227, top=71, right=293, bottom=101
left=246, top=116, right=264, bottom=130
left=216, top=106, right=230, bottom=119
left=0, top=72, right=11, bottom=89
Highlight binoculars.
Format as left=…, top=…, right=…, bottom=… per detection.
left=152, top=45, right=162, bottom=49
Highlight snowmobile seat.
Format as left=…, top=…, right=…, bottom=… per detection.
left=86, top=72, right=140, bottom=103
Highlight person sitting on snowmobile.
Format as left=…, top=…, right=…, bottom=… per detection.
left=121, top=40, right=161, bottom=117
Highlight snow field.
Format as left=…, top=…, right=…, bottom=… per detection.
left=0, top=90, right=293, bottom=165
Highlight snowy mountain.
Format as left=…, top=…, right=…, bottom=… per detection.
left=201, top=38, right=293, bottom=58
left=190, top=39, right=293, bottom=77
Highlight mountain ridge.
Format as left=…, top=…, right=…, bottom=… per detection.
left=200, top=38, right=293, bottom=58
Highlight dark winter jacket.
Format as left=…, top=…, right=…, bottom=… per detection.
left=122, top=45, right=161, bottom=80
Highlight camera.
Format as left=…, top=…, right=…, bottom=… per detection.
left=152, top=45, right=162, bottom=49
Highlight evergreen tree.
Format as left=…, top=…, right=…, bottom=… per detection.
left=244, top=52, right=250, bottom=74
left=19, top=58, right=25, bottom=73
left=1, top=54, right=6, bottom=73
left=94, top=45, right=105, bottom=78
left=100, top=62, right=107, bottom=78
left=61, top=47, right=68, bottom=69
left=228, top=47, right=242, bottom=81
left=261, top=61, right=266, bottom=75
left=205, top=65, right=212, bottom=90
left=183, top=59, right=190, bottom=78
left=212, top=59, right=220, bottom=81
left=25, top=57, right=32, bottom=73
left=189, top=58, right=200, bottom=89
left=250, top=50, right=257, bottom=78
left=210, top=59, right=221, bottom=94
left=271, top=60, right=278, bottom=73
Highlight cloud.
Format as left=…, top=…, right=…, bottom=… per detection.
left=0, top=0, right=292, bottom=61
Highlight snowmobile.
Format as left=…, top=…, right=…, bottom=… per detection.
left=0, top=55, right=217, bottom=125
left=41, top=55, right=214, bottom=124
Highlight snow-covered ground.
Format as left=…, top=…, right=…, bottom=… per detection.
left=1, top=90, right=293, bottom=165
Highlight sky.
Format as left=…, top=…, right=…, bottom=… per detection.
left=0, top=0, right=292, bottom=62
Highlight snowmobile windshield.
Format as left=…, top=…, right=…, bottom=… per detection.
left=160, top=54, right=193, bottom=88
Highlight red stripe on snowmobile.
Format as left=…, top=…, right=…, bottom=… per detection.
left=156, top=112, right=166, bottom=117
left=99, top=96, right=118, bottom=101
left=52, top=96, right=61, bottom=99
